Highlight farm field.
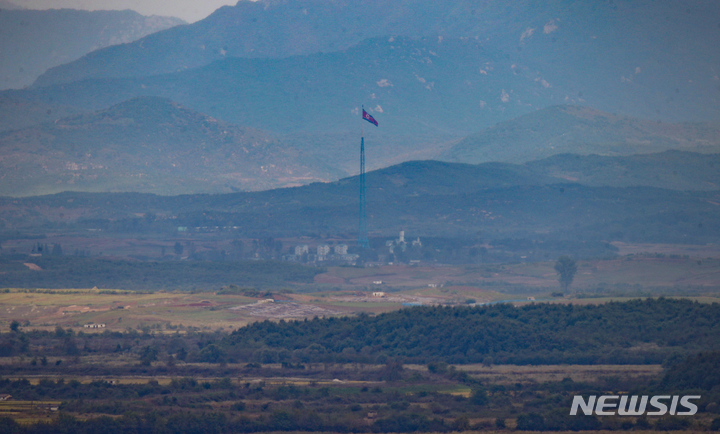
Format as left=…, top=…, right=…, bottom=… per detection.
left=0, top=360, right=715, bottom=432
left=0, top=296, right=718, bottom=432
left=3, top=288, right=719, bottom=333
left=313, top=255, right=720, bottom=294
left=2, top=253, right=720, bottom=332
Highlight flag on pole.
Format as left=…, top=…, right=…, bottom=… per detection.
left=362, top=109, right=379, bottom=127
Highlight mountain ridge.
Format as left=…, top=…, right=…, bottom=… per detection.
left=0, top=8, right=184, bottom=90
left=0, top=96, right=342, bottom=196
left=28, top=0, right=720, bottom=127
left=442, top=105, right=720, bottom=164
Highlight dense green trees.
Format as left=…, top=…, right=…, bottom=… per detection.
left=224, top=298, right=720, bottom=365
left=662, top=351, right=720, bottom=390
left=1, top=298, right=718, bottom=367
left=0, top=300, right=718, bottom=433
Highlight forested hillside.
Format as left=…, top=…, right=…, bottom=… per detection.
left=224, top=298, right=720, bottom=365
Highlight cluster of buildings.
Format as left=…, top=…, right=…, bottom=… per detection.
left=385, top=231, right=421, bottom=254
left=284, top=243, right=359, bottom=263
left=283, top=232, right=423, bottom=265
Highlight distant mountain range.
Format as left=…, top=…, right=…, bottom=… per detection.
left=0, top=97, right=342, bottom=196
left=0, top=0, right=718, bottom=199
left=2, top=97, right=719, bottom=196
left=0, top=8, right=184, bottom=90
left=0, top=92, right=81, bottom=132
left=442, top=105, right=720, bottom=164
left=28, top=0, right=720, bottom=128
left=0, top=1, right=21, bottom=10
left=2, top=152, right=719, bottom=245
left=527, top=151, right=720, bottom=191
left=18, top=37, right=562, bottom=136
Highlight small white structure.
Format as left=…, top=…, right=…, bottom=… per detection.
left=84, top=323, right=106, bottom=328
left=372, top=291, right=386, bottom=297
left=317, top=245, right=330, bottom=256
left=334, top=244, right=348, bottom=255
left=295, top=245, right=309, bottom=255
left=373, top=281, right=383, bottom=285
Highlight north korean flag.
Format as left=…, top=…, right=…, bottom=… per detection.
left=362, top=109, right=379, bottom=127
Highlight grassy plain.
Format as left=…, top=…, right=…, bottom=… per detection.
left=3, top=252, right=720, bottom=332
left=313, top=255, right=720, bottom=294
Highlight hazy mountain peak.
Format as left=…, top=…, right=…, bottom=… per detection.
left=0, top=0, right=22, bottom=9
left=0, top=97, right=343, bottom=196
left=0, top=8, right=184, bottom=90
left=58, top=96, right=214, bottom=128
left=443, top=105, right=720, bottom=164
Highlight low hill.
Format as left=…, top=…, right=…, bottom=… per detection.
left=2, top=156, right=719, bottom=244
left=442, top=105, right=720, bottom=164
left=0, top=9, right=184, bottom=90
left=527, top=151, right=720, bottom=191
left=0, top=96, right=342, bottom=196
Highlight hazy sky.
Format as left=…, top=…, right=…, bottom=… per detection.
left=13, top=0, right=242, bottom=22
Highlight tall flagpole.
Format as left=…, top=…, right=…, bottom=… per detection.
left=358, top=107, right=369, bottom=248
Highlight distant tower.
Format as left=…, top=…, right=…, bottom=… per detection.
left=358, top=135, right=369, bottom=248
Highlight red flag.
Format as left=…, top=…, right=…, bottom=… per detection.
left=362, top=109, right=379, bottom=127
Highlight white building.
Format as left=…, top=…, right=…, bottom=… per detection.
left=295, top=245, right=309, bottom=255
left=334, top=244, right=348, bottom=255
left=317, top=245, right=331, bottom=256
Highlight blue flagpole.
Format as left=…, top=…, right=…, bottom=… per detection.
left=358, top=106, right=369, bottom=248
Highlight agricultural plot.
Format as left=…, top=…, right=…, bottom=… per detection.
left=229, top=301, right=344, bottom=319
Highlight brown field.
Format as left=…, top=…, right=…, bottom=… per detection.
left=2, top=249, right=720, bottom=333
left=312, top=256, right=720, bottom=293
left=450, top=364, right=664, bottom=385
left=0, top=363, right=659, bottom=387
left=2, top=283, right=720, bottom=333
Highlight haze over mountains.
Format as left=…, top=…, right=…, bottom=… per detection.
left=442, top=105, right=720, bottom=164
left=0, top=0, right=719, bottom=199
left=3, top=153, right=719, bottom=246
left=29, top=0, right=720, bottom=127
left=0, top=97, right=341, bottom=196
left=0, top=8, right=184, bottom=90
